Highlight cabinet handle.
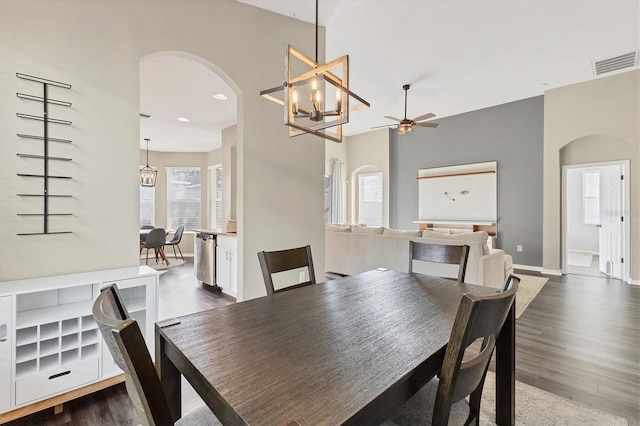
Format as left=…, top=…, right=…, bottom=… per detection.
left=49, top=371, right=71, bottom=380
left=0, top=324, right=7, bottom=342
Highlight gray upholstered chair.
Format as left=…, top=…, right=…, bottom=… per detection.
left=140, top=228, right=167, bottom=265
left=165, top=224, right=185, bottom=260
left=92, top=284, right=220, bottom=426
left=409, top=241, right=470, bottom=283
left=257, top=245, right=316, bottom=296
left=383, top=275, right=519, bottom=425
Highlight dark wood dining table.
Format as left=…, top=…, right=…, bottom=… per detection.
left=155, top=269, right=515, bottom=425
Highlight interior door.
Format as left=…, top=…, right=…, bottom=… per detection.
left=599, top=165, right=622, bottom=278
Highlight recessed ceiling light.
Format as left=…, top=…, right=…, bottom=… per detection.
left=213, top=93, right=228, bottom=100
left=177, top=117, right=189, bottom=122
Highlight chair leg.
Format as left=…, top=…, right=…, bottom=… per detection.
left=172, top=245, right=177, bottom=259
left=176, top=245, right=184, bottom=260
left=145, top=248, right=149, bottom=265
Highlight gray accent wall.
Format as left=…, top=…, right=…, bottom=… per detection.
left=390, top=96, right=544, bottom=267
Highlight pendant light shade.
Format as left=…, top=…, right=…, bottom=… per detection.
left=140, top=138, right=157, bottom=187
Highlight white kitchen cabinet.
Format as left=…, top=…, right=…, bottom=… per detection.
left=0, top=266, right=158, bottom=422
left=216, top=235, right=237, bottom=297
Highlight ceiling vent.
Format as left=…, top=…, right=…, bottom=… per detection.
left=592, top=51, right=638, bottom=76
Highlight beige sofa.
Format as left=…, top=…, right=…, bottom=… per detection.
left=325, top=225, right=513, bottom=288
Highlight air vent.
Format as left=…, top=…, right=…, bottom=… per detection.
left=139, top=113, right=153, bottom=120
left=592, top=51, right=638, bottom=76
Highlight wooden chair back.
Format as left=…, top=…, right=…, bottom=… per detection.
left=409, top=241, right=470, bottom=283
left=257, top=245, right=316, bottom=296
left=93, top=284, right=173, bottom=426
left=432, top=275, right=519, bottom=425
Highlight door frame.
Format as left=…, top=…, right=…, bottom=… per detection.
left=561, top=160, right=630, bottom=282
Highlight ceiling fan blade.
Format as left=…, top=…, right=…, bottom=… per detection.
left=411, top=113, right=435, bottom=122
left=414, top=122, right=439, bottom=128
left=371, top=124, right=396, bottom=129
left=384, top=116, right=402, bottom=123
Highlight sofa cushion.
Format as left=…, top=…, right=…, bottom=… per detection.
left=383, top=228, right=422, bottom=237
left=422, top=230, right=491, bottom=255
left=351, top=226, right=385, bottom=234
left=325, top=224, right=351, bottom=232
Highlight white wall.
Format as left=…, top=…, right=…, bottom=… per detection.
left=543, top=70, right=639, bottom=280
left=345, top=129, right=390, bottom=226
left=0, top=0, right=326, bottom=300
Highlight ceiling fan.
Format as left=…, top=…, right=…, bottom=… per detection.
left=373, top=84, right=439, bottom=134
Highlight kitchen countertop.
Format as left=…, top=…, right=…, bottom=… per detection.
left=192, top=229, right=237, bottom=237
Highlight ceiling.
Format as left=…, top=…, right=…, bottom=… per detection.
left=141, top=0, right=639, bottom=152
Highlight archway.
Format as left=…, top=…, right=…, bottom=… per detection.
left=560, top=135, right=631, bottom=281
left=138, top=51, right=241, bottom=295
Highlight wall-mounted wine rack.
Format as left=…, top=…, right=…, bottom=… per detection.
left=16, top=73, right=73, bottom=236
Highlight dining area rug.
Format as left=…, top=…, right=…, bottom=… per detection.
left=513, top=274, right=548, bottom=319
left=139, top=258, right=186, bottom=270
left=480, top=371, right=628, bottom=425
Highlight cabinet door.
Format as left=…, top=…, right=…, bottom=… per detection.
left=216, top=246, right=231, bottom=290
left=0, top=296, right=12, bottom=413
left=229, top=247, right=237, bottom=296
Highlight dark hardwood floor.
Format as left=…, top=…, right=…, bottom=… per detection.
left=514, top=270, right=639, bottom=425
left=5, top=261, right=639, bottom=425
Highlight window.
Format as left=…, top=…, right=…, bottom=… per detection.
left=583, top=171, right=600, bottom=225
left=139, top=185, right=155, bottom=227
left=358, top=172, right=382, bottom=226
left=209, top=164, right=223, bottom=231
left=167, top=167, right=201, bottom=230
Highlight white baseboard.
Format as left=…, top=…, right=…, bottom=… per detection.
left=627, top=278, right=640, bottom=285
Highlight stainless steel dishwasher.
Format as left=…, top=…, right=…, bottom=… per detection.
left=195, top=232, right=221, bottom=290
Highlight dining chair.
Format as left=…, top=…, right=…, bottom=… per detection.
left=140, top=228, right=167, bottom=265
left=165, top=224, right=185, bottom=260
left=257, top=245, right=316, bottom=295
left=409, top=241, right=470, bottom=283
left=140, top=225, right=155, bottom=230
left=383, top=275, right=519, bottom=426
left=93, top=284, right=220, bottom=426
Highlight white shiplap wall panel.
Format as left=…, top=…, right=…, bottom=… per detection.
left=418, top=162, right=497, bottom=222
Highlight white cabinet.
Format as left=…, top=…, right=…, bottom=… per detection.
left=0, top=296, right=12, bottom=413
left=216, top=235, right=237, bottom=297
left=0, top=267, right=158, bottom=420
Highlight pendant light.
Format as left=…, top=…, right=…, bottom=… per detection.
left=260, top=0, right=369, bottom=143
left=140, top=138, right=157, bottom=187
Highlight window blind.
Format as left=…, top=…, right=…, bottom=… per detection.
left=167, top=167, right=201, bottom=230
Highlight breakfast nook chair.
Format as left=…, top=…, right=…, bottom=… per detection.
left=165, top=224, right=185, bottom=260
left=383, top=275, right=519, bottom=426
left=93, top=284, right=220, bottom=426
left=409, top=241, right=470, bottom=283
left=257, top=245, right=316, bottom=295
left=140, top=228, right=169, bottom=266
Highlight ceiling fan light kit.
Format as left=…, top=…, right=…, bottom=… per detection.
left=374, top=84, right=439, bottom=134
left=259, top=0, right=369, bottom=143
